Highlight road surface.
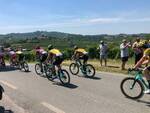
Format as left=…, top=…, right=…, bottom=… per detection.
left=0, top=64, right=150, bottom=113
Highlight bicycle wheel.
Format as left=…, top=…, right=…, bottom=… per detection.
left=23, top=62, right=29, bottom=72
left=45, top=65, right=53, bottom=81
left=69, top=63, right=79, bottom=75
left=35, top=63, right=43, bottom=76
left=0, top=85, right=4, bottom=100
left=59, top=70, right=70, bottom=84
left=120, top=77, right=144, bottom=99
left=85, top=64, right=95, bottom=77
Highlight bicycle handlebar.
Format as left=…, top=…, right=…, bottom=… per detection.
left=128, top=68, right=143, bottom=73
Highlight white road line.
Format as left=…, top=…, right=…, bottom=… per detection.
left=0, top=80, right=17, bottom=90
left=41, top=102, right=66, bottom=113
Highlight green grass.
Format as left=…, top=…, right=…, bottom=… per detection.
left=63, top=58, right=135, bottom=74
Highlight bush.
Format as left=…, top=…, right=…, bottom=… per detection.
left=108, top=47, right=120, bottom=59
left=63, top=49, right=74, bottom=59
left=88, top=47, right=99, bottom=59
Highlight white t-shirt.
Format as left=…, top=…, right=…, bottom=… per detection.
left=99, top=44, right=107, bottom=56
left=120, top=43, right=129, bottom=57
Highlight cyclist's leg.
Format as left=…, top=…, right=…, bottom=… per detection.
left=80, top=55, right=88, bottom=72
left=81, top=55, right=88, bottom=72
left=55, top=56, right=63, bottom=72
left=40, top=55, right=44, bottom=72
left=143, top=66, right=150, bottom=89
left=1, top=56, right=5, bottom=66
left=41, top=53, right=48, bottom=72
left=12, top=54, right=17, bottom=64
left=19, top=54, right=24, bottom=65
left=83, top=55, right=88, bottom=65
left=52, top=60, right=57, bottom=75
left=77, top=56, right=82, bottom=66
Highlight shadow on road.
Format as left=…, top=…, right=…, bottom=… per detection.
left=0, top=66, right=17, bottom=72
left=136, top=100, right=150, bottom=107
left=76, top=75, right=101, bottom=80
left=19, top=70, right=32, bottom=73
left=85, top=76, right=101, bottom=80
left=0, top=106, right=13, bottom=113
left=53, top=82, right=78, bottom=89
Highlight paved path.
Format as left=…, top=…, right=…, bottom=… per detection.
left=0, top=64, right=150, bottom=113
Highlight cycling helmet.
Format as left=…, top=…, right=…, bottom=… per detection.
left=138, top=40, right=148, bottom=48
left=48, top=44, right=53, bottom=50
left=100, top=40, right=104, bottom=44
left=122, top=39, right=127, bottom=43
left=35, top=45, right=40, bottom=49
left=74, top=45, right=78, bottom=50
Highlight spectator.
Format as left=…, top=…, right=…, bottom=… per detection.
left=132, top=38, right=143, bottom=64
left=99, top=40, right=108, bottom=66
left=120, top=39, right=131, bottom=70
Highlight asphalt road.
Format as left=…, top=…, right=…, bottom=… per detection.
left=0, top=64, right=150, bottom=113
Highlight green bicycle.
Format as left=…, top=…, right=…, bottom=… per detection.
left=69, top=59, right=95, bottom=77
left=45, top=63, right=70, bottom=85
left=35, top=62, right=47, bottom=76
left=120, top=68, right=149, bottom=99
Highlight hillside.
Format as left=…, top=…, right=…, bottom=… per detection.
left=0, top=31, right=150, bottom=39
left=0, top=31, right=149, bottom=50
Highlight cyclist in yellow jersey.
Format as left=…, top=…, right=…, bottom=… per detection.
left=47, top=44, right=63, bottom=72
left=133, top=42, right=150, bottom=94
left=16, top=46, right=24, bottom=62
left=72, top=46, right=88, bottom=64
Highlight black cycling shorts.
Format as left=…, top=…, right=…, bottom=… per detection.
left=18, top=54, right=24, bottom=61
left=79, top=54, right=89, bottom=63
left=147, top=66, right=150, bottom=71
left=53, top=56, right=64, bottom=66
left=40, top=53, right=48, bottom=62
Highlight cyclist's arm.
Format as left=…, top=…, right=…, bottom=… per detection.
left=46, top=53, right=51, bottom=63
left=142, top=59, right=149, bottom=65
left=134, top=55, right=148, bottom=68
left=71, top=51, right=77, bottom=60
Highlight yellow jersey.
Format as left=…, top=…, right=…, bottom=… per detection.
left=75, top=48, right=88, bottom=54
left=16, top=51, right=23, bottom=55
left=144, top=48, right=150, bottom=56
left=49, top=49, right=62, bottom=56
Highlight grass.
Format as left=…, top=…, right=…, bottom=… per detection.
left=62, top=59, right=135, bottom=74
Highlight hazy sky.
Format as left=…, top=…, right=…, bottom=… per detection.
left=0, top=0, right=150, bottom=34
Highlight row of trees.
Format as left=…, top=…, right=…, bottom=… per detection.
left=4, top=46, right=134, bottom=62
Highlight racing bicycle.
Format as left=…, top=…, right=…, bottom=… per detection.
left=45, top=63, right=70, bottom=85
left=120, top=68, right=149, bottom=99
left=69, top=59, right=95, bottom=77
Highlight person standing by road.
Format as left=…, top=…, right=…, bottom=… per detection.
left=120, top=39, right=131, bottom=70
left=132, top=38, right=143, bottom=64
left=99, top=41, right=108, bottom=67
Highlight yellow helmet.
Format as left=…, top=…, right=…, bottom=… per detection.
left=138, top=40, right=148, bottom=48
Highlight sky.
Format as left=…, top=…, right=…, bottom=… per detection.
left=0, top=0, right=150, bottom=35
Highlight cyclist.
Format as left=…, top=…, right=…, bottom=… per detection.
left=72, top=45, right=88, bottom=74
left=35, top=46, right=48, bottom=72
left=47, top=44, right=63, bottom=76
left=8, top=48, right=17, bottom=65
left=16, top=47, right=24, bottom=63
left=0, top=46, right=5, bottom=66
left=133, top=40, right=150, bottom=94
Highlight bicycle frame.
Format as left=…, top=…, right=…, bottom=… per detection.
left=129, top=70, right=149, bottom=90
left=75, top=59, right=82, bottom=67
left=46, top=63, right=63, bottom=78
left=75, top=60, right=86, bottom=73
